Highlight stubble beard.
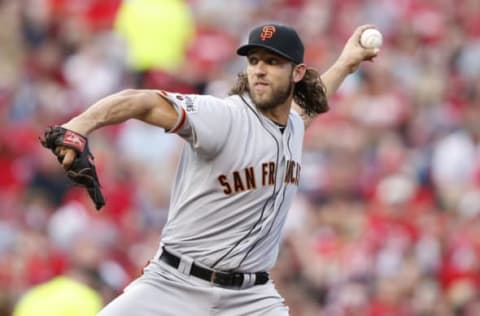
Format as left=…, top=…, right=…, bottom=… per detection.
left=249, top=80, right=294, bottom=111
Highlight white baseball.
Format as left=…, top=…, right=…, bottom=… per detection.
left=360, top=28, right=383, bottom=49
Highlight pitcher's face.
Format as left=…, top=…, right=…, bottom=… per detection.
left=246, top=49, right=295, bottom=110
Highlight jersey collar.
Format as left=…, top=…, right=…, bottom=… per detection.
left=240, top=93, right=290, bottom=134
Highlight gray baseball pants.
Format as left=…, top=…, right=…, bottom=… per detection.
left=97, top=259, right=289, bottom=316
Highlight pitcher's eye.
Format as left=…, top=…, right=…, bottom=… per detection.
left=268, top=58, right=279, bottom=65
left=248, top=56, right=258, bottom=65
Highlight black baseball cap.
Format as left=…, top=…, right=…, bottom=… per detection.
left=237, top=24, right=304, bottom=65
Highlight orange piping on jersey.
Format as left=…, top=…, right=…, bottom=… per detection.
left=170, top=107, right=187, bottom=133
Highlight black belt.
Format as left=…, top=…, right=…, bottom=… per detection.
left=159, top=248, right=269, bottom=287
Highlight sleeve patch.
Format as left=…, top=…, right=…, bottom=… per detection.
left=160, top=91, right=197, bottom=113
left=183, top=95, right=197, bottom=113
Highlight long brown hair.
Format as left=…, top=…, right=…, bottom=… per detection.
left=229, top=67, right=329, bottom=118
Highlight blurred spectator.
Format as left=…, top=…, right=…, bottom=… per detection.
left=12, top=274, right=102, bottom=316
left=114, top=0, right=195, bottom=87
left=12, top=227, right=106, bottom=316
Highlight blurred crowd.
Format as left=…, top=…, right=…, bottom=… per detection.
left=1, top=0, right=480, bottom=315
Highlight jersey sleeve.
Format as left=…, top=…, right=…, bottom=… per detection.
left=156, top=90, right=233, bottom=157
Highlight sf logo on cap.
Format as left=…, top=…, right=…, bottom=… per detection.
left=260, top=25, right=276, bottom=41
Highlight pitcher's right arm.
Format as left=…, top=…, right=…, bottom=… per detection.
left=59, top=89, right=178, bottom=168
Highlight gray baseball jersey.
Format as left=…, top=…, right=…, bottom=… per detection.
left=155, top=90, right=304, bottom=273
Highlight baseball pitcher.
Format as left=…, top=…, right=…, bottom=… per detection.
left=40, top=23, right=379, bottom=315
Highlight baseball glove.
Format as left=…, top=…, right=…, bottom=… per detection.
left=39, top=126, right=105, bottom=210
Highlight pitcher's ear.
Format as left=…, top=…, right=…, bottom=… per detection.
left=293, top=64, right=307, bottom=83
